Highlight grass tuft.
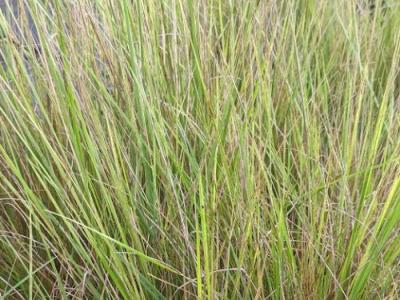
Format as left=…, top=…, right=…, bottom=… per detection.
left=0, top=0, right=400, bottom=299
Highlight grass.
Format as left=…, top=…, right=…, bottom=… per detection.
left=0, top=0, right=399, bottom=299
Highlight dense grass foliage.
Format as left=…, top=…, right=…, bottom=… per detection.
left=0, top=0, right=399, bottom=299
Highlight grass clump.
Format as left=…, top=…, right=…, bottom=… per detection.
left=0, top=0, right=400, bottom=299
